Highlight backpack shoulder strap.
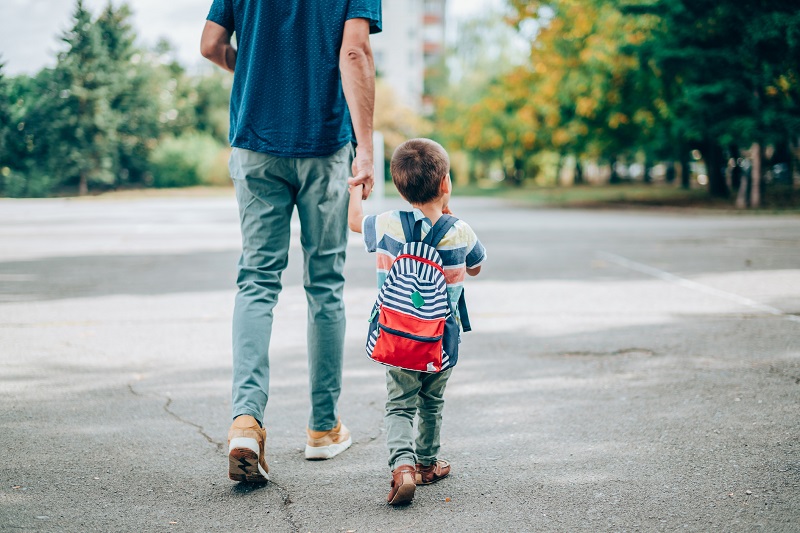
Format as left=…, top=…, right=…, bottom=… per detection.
left=400, top=211, right=422, bottom=242
left=422, top=214, right=458, bottom=248
left=457, top=288, right=471, bottom=332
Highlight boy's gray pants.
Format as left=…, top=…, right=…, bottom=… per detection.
left=385, top=367, right=453, bottom=470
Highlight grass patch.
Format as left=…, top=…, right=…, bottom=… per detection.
left=441, top=182, right=800, bottom=211
left=453, top=183, right=706, bottom=206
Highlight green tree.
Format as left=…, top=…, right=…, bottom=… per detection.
left=626, top=0, right=800, bottom=204
left=44, top=0, right=116, bottom=195
left=0, top=59, right=11, bottom=166
left=96, top=2, right=161, bottom=186
left=1, top=0, right=236, bottom=197
left=510, top=1, right=663, bottom=178
left=434, top=9, right=532, bottom=183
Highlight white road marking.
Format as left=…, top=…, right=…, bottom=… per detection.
left=597, top=251, right=800, bottom=323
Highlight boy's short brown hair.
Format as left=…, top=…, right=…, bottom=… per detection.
left=390, top=138, right=450, bottom=205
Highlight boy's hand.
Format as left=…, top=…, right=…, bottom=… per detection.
left=466, top=265, right=481, bottom=276
left=348, top=184, right=365, bottom=233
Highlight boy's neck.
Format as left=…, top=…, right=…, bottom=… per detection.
left=410, top=200, right=444, bottom=225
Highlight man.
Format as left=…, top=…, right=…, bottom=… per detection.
left=200, top=0, right=381, bottom=483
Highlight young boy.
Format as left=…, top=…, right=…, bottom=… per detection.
left=348, top=138, right=486, bottom=505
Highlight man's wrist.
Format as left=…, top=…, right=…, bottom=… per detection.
left=355, top=143, right=374, bottom=155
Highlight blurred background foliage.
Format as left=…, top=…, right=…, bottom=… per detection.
left=0, top=0, right=232, bottom=197
left=1, top=0, right=798, bottom=209
left=434, top=0, right=800, bottom=208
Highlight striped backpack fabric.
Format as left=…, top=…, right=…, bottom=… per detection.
left=366, top=212, right=471, bottom=373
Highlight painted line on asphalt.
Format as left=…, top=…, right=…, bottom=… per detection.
left=597, top=251, right=800, bottom=323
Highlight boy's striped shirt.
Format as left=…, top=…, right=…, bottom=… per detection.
left=361, top=209, right=486, bottom=312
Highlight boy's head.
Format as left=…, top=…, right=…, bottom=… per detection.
left=390, top=138, right=450, bottom=205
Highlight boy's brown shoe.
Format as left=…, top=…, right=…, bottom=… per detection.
left=304, top=420, right=352, bottom=460
left=227, top=415, right=269, bottom=483
left=387, top=465, right=416, bottom=505
left=415, top=460, right=450, bottom=485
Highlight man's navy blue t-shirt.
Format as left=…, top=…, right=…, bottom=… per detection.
left=207, top=0, right=382, bottom=158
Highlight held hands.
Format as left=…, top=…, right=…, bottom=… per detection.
left=349, top=147, right=374, bottom=200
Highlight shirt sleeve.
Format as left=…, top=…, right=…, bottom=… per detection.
left=207, top=0, right=234, bottom=33
left=346, top=0, right=382, bottom=34
left=362, top=214, right=378, bottom=253
left=462, top=222, right=487, bottom=268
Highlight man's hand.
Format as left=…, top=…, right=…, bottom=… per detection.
left=349, top=147, right=374, bottom=200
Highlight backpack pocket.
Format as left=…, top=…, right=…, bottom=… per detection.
left=369, top=305, right=445, bottom=372
left=442, top=313, right=461, bottom=368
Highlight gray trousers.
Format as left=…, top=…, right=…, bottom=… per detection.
left=385, top=367, right=453, bottom=470
left=229, top=144, right=353, bottom=431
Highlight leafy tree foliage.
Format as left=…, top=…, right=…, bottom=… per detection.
left=1, top=0, right=231, bottom=197
left=434, top=0, right=799, bottom=205
left=626, top=0, right=800, bottom=203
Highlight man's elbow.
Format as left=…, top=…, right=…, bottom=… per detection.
left=341, top=43, right=371, bottom=65
left=200, top=40, right=217, bottom=60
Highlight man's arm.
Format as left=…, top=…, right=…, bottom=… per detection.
left=340, top=18, right=375, bottom=200
left=200, top=20, right=236, bottom=73
left=348, top=184, right=365, bottom=233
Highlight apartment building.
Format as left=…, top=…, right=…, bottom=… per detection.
left=370, top=0, right=447, bottom=114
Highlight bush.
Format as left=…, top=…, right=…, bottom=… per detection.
left=1, top=167, right=56, bottom=198
left=149, top=133, right=229, bottom=188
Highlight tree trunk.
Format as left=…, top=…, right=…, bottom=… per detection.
left=555, top=154, right=565, bottom=186
left=704, top=142, right=729, bottom=198
left=750, top=142, right=762, bottom=208
left=729, top=144, right=742, bottom=192
left=468, top=156, right=477, bottom=185
left=790, top=136, right=800, bottom=189
left=574, top=159, right=584, bottom=185
left=771, top=139, right=793, bottom=187
left=665, top=160, right=676, bottom=184
left=735, top=162, right=749, bottom=209
left=78, top=170, right=88, bottom=196
left=609, top=156, right=621, bottom=184
left=679, top=149, right=691, bottom=189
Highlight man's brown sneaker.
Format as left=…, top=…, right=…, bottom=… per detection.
left=304, top=420, right=352, bottom=460
left=228, top=415, right=269, bottom=483
left=415, top=460, right=450, bottom=485
left=387, top=465, right=416, bottom=505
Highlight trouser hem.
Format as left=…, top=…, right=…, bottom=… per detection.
left=232, top=408, right=264, bottom=426
left=391, top=457, right=416, bottom=471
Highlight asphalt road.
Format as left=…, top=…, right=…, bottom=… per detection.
left=1, top=192, right=798, bottom=532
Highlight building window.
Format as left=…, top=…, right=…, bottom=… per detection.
left=424, top=0, right=444, bottom=16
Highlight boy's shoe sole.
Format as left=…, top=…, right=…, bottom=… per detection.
left=387, top=465, right=417, bottom=505
left=387, top=482, right=415, bottom=505
left=228, top=437, right=269, bottom=482
left=304, top=436, right=352, bottom=460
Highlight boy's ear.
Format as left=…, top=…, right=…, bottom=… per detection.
left=440, top=173, right=451, bottom=194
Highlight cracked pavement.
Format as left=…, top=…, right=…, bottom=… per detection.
left=1, top=193, right=799, bottom=532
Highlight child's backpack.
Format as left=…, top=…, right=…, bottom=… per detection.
left=366, top=211, right=471, bottom=373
